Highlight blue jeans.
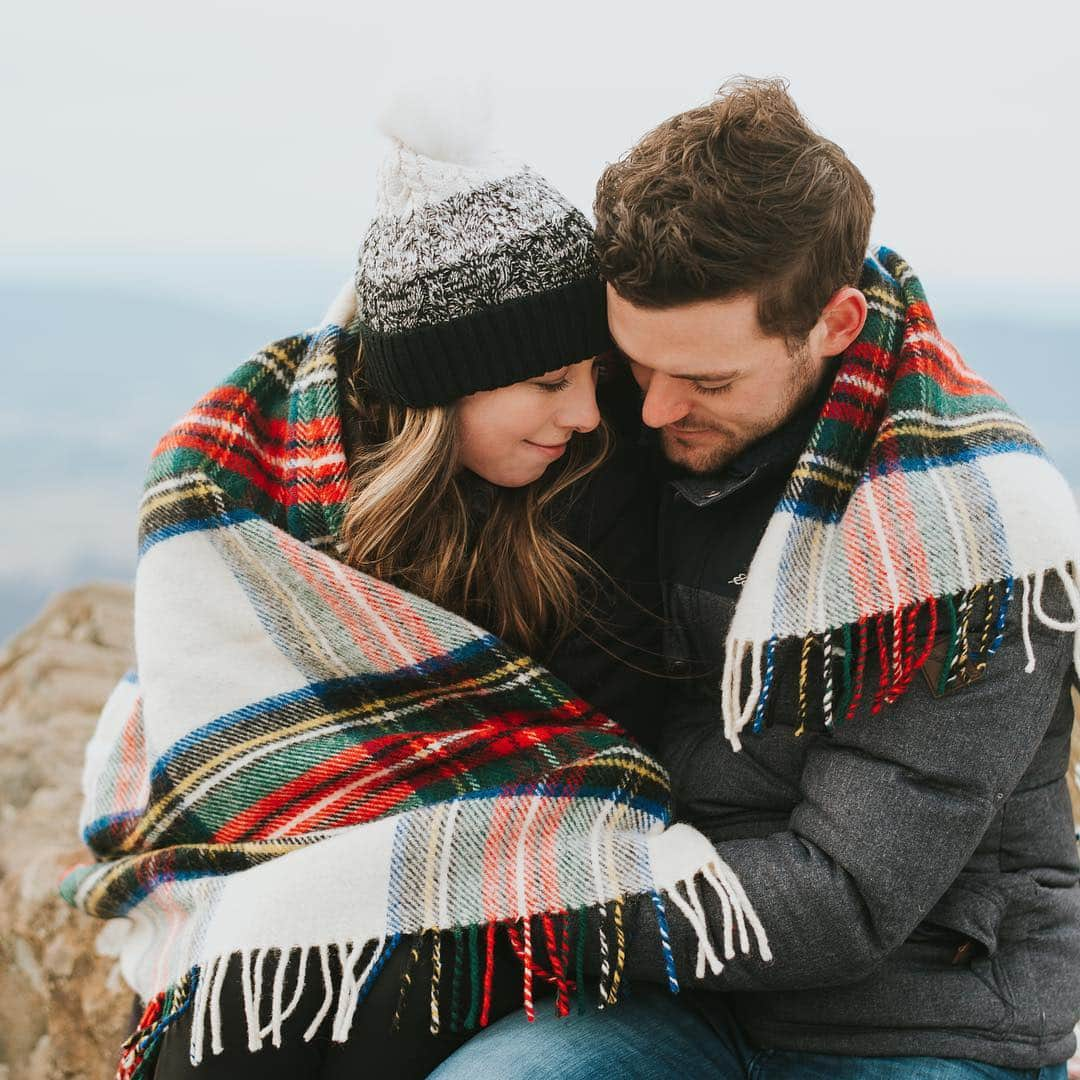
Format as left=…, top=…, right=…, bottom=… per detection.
left=427, top=987, right=1067, bottom=1080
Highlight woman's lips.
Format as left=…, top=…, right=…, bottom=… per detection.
left=524, top=439, right=569, bottom=459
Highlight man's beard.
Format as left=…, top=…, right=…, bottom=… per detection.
left=659, top=424, right=746, bottom=474
left=660, top=342, right=818, bottom=476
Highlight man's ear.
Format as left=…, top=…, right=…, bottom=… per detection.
left=817, top=287, right=868, bottom=357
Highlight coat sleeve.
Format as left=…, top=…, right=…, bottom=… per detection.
left=615, top=581, right=1077, bottom=992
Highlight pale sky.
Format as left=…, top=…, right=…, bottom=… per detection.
left=4, top=0, right=1080, bottom=307
left=2, top=0, right=1078, bottom=638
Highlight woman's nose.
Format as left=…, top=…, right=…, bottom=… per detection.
left=557, top=377, right=601, bottom=433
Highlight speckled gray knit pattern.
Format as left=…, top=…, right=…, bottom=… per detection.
left=356, top=167, right=598, bottom=334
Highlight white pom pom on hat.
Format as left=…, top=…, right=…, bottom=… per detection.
left=371, top=77, right=519, bottom=218
left=374, top=76, right=501, bottom=167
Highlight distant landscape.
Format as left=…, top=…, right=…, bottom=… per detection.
left=2, top=259, right=1078, bottom=644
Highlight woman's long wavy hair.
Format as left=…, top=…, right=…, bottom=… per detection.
left=338, top=346, right=611, bottom=658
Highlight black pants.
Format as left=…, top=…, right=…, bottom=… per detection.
left=146, top=935, right=527, bottom=1079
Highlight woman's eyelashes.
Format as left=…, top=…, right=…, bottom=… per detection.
left=533, top=367, right=573, bottom=392
left=535, top=376, right=572, bottom=392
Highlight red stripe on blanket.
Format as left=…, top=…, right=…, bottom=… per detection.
left=153, top=432, right=347, bottom=504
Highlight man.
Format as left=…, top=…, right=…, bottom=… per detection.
left=431, top=78, right=1080, bottom=1078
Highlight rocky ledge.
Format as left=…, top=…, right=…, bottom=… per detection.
left=0, top=583, right=135, bottom=1080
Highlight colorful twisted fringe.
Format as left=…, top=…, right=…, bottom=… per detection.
left=723, top=248, right=1080, bottom=748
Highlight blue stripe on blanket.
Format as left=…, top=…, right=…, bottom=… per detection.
left=148, top=635, right=509, bottom=783
left=139, top=508, right=261, bottom=556
left=82, top=807, right=142, bottom=845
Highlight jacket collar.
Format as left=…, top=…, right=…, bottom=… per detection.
left=665, top=360, right=839, bottom=509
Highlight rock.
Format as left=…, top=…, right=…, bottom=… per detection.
left=0, top=583, right=134, bottom=1080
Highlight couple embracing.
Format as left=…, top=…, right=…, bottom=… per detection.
left=66, top=78, right=1080, bottom=1079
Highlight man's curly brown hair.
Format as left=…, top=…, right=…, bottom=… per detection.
left=593, top=77, right=874, bottom=343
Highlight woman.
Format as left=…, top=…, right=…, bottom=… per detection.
left=73, top=122, right=678, bottom=1079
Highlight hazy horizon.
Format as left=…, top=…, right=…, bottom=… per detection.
left=2, top=258, right=1077, bottom=645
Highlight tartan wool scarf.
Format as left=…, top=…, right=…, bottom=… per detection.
left=721, top=246, right=1080, bottom=747
left=60, top=293, right=768, bottom=1078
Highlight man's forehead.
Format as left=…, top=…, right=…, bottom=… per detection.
left=606, top=287, right=769, bottom=372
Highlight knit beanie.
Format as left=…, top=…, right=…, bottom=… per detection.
left=354, top=97, right=610, bottom=407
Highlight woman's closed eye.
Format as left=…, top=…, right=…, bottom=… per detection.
left=532, top=367, right=572, bottom=392
left=535, top=376, right=572, bottom=392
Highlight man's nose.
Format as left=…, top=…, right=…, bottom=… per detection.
left=640, top=373, right=691, bottom=429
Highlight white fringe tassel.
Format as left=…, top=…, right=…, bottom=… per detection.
left=1032, top=565, right=1080, bottom=675
left=189, top=937, right=398, bottom=1064
left=208, top=948, right=229, bottom=1057
left=184, top=854, right=776, bottom=1062
left=302, top=942, right=335, bottom=1042
left=332, top=938, right=386, bottom=1042
left=665, top=857, right=772, bottom=980
left=722, top=639, right=763, bottom=752
left=1021, top=574, right=1037, bottom=673
left=261, top=945, right=309, bottom=1046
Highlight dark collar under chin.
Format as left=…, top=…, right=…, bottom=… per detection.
left=662, top=359, right=840, bottom=509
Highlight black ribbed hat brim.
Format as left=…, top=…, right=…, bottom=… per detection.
left=357, top=276, right=611, bottom=407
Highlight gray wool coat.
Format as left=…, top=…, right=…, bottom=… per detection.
left=551, top=375, right=1080, bottom=1069
left=616, top=500, right=1080, bottom=1070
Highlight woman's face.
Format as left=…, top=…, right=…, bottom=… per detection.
left=456, top=359, right=601, bottom=487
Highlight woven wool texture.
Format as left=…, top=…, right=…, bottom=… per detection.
left=722, top=247, right=1080, bottom=746
left=353, top=145, right=611, bottom=406
left=60, top=310, right=765, bottom=1078
left=358, top=166, right=598, bottom=332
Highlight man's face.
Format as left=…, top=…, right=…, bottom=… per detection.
left=607, top=286, right=828, bottom=474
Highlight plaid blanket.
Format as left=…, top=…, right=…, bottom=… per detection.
left=61, top=247, right=1080, bottom=1076
left=60, top=294, right=766, bottom=1077
left=723, top=247, right=1080, bottom=746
